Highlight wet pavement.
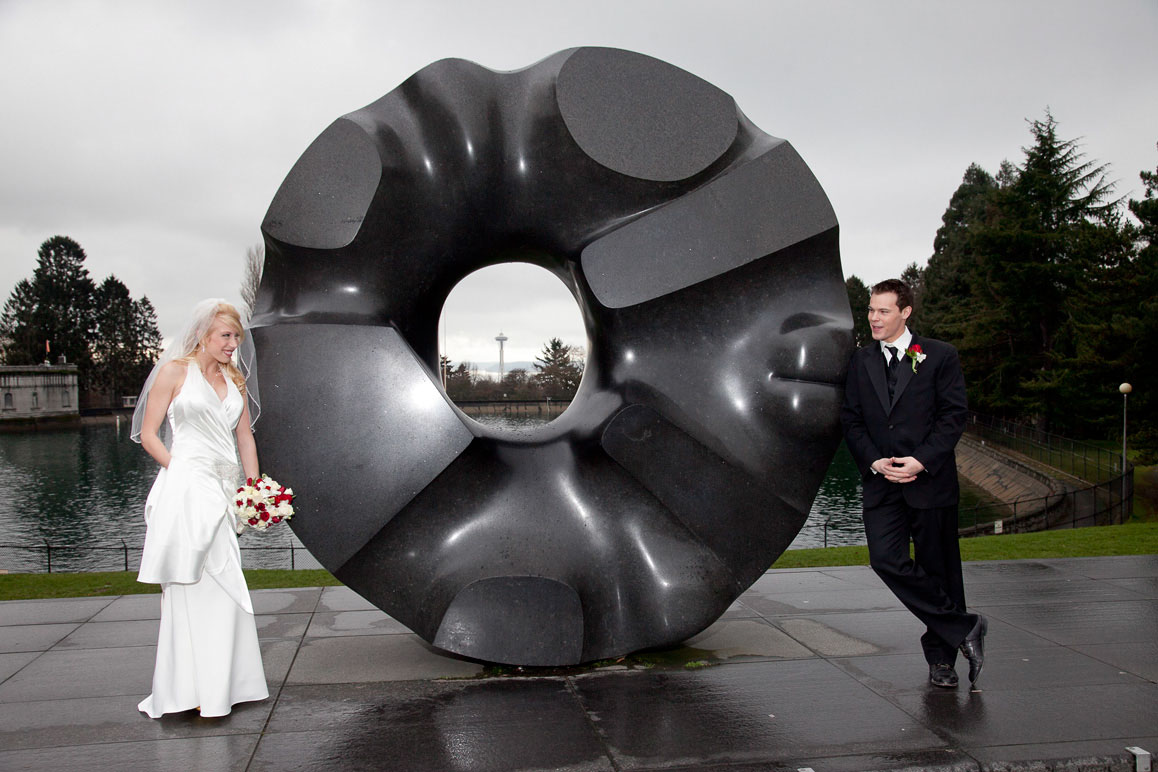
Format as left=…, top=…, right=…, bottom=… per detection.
left=0, top=555, right=1155, bottom=771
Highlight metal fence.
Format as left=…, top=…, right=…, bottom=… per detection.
left=964, top=412, right=1127, bottom=484
left=956, top=412, right=1133, bottom=536
left=0, top=541, right=321, bottom=574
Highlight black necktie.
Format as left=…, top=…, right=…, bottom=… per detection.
left=885, top=346, right=899, bottom=400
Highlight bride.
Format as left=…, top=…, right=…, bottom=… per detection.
left=132, top=299, right=268, bottom=718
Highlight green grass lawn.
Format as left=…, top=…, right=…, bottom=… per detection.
left=2, top=522, right=1154, bottom=602
left=0, top=568, right=341, bottom=602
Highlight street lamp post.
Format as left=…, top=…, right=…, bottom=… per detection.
left=1119, top=382, right=1132, bottom=474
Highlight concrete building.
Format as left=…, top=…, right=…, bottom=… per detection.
left=0, top=364, right=80, bottom=424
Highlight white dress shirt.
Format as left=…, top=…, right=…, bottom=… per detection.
left=880, top=327, right=913, bottom=366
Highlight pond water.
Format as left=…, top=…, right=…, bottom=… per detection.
left=0, top=419, right=864, bottom=573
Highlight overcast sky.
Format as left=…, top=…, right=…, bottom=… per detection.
left=2, top=0, right=1155, bottom=367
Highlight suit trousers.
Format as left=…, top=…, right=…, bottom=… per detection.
left=863, top=485, right=977, bottom=664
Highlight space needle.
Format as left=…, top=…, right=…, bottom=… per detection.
left=495, top=331, right=509, bottom=379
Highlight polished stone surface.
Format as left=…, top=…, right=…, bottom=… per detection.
left=251, top=46, right=851, bottom=665
left=1, top=555, right=1155, bottom=771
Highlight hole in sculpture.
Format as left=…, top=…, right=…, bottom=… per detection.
left=438, top=262, right=587, bottom=428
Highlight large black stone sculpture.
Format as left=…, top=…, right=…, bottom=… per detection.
left=250, top=47, right=853, bottom=666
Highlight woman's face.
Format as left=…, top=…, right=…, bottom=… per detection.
left=201, top=318, right=242, bottom=364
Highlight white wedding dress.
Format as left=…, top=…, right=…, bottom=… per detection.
left=137, top=365, right=268, bottom=718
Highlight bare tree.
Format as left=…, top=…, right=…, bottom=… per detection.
left=241, top=243, right=265, bottom=318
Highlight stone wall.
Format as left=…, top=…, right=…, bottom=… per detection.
left=0, top=365, right=79, bottom=423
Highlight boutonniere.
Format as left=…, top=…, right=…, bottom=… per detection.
left=905, top=344, right=927, bottom=373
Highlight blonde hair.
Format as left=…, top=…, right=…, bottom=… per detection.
left=178, top=302, right=247, bottom=397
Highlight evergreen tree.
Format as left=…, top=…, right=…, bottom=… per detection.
left=0, top=279, right=38, bottom=364
left=1, top=236, right=162, bottom=406
left=0, top=236, right=96, bottom=372
left=1104, top=144, right=1158, bottom=458
left=844, top=275, right=872, bottom=348
left=444, top=362, right=476, bottom=401
left=89, top=278, right=163, bottom=403
left=920, top=164, right=998, bottom=345
left=533, top=337, right=583, bottom=397
left=900, top=262, right=923, bottom=330
left=917, top=113, right=1128, bottom=432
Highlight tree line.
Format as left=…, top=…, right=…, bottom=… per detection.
left=847, top=112, right=1157, bottom=458
left=1, top=235, right=162, bottom=408
left=443, top=336, right=584, bottom=402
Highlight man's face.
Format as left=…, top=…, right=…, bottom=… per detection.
left=867, top=292, right=911, bottom=343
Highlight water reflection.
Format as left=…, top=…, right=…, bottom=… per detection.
left=0, top=418, right=862, bottom=573
left=0, top=422, right=313, bottom=572
left=790, top=442, right=865, bottom=549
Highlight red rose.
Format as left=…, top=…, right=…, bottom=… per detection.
left=248, top=517, right=258, bottom=525
left=909, top=344, right=922, bottom=354
left=271, top=516, right=281, bottom=523
left=260, top=512, right=270, bottom=521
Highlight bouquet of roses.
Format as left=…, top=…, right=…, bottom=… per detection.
left=232, top=474, right=294, bottom=534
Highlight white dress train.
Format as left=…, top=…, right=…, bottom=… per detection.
left=137, top=365, right=268, bottom=718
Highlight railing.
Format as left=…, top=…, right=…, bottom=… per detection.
left=0, top=541, right=321, bottom=574
left=454, top=399, right=571, bottom=417
left=955, top=411, right=1133, bottom=535
left=964, top=412, right=1126, bottom=484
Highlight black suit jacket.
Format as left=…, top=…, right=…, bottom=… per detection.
left=840, top=335, right=968, bottom=509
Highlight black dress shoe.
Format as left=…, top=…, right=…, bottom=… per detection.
left=959, top=615, right=988, bottom=684
left=929, top=663, right=958, bottom=688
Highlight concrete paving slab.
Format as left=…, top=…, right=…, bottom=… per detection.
left=771, top=609, right=929, bottom=655
left=89, top=593, right=161, bottom=622
left=0, top=651, right=38, bottom=684
left=258, top=680, right=613, bottom=772
left=743, top=587, right=906, bottom=616
left=1102, top=575, right=1158, bottom=597
left=253, top=611, right=311, bottom=640
left=962, top=560, right=1080, bottom=585
left=984, top=599, right=1158, bottom=646
left=682, top=618, right=815, bottom=661
left=0, top=597, right=113, bottom=626
left=0, top=733, right=260, bottom=772
left=966, top=577, right=1152, bottom=606
left=316, top=585, right=378, bottom=612
left=571, top=659, right=946, bottom=769
left=304, top=608, right=412, bottom=638
left=814, top=565, right=894, bottom=588
left=1037, top=555, right=1158, bottom=579
left=747, top=568, right=868, bottom=593
left=0, top=693, right=271, bottom=751
left=287, top=634, right=484, bottom=683
left=832, top=646, right=1147, bottom=698
left=0, top=622, right=78, bottom=654
left=53, top=618, right=159, bottom=649
left=0, top=555, right=1154, bottom=772
left=0, top=645, right=154, bottom=701
left=888, top=682, right=1158, bottom=748
left=1072, top=641, right=1158, bottom=682
left=250, top=588, right=322, bottom=615
left=718, top=598, right=762, bottom=619
left=689, top=749, right=979, bottom=772
left=260, top=638, right=302, bottom=687
left=776, top=617, right=887, bottom=657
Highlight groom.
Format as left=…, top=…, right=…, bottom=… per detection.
left=840, top=279, right=987, bottom=688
